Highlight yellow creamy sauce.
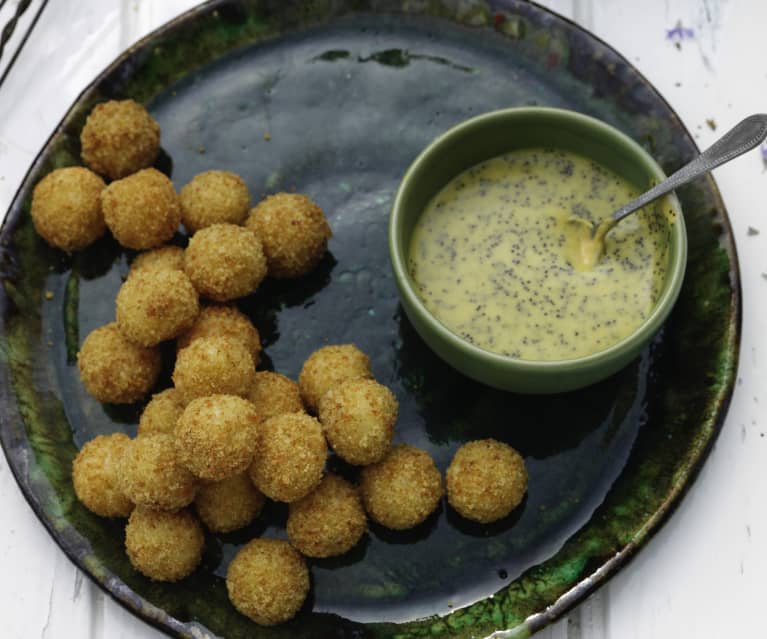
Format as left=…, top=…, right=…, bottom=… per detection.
left=408, top=148, right=671, bottom=361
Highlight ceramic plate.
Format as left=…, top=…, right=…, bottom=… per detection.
left=0, top=1, right=739, bottom=638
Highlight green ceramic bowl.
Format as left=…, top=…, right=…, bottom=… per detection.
left=389, top=107, right=687, bottom=394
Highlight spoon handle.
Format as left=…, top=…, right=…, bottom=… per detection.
left=612, top=113, right=767, bottom=223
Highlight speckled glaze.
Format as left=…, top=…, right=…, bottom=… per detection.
left=0, top=2, right=739, bottom=639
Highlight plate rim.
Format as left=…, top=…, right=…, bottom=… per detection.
left=512, top=1, right=742, bottom=633
left=0, top=1, right=741, bottom=637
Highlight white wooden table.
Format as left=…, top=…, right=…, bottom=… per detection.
left=1, top=1, right=765, bottom=637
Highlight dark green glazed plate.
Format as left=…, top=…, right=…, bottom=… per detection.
left=0, top=2, right=739, bottom=638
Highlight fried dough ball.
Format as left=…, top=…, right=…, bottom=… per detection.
left=81, top=99, right=160, bottom=179
left=194, top=472, right=265, bottom=533
left=175, top=395, right=260, bottom=481
left=446, top=439, right=528, bottom=523
left=101, top=168, right=181, bottom=250
left=30, top=166, right=106, bottom=252
left=298, top=343, right=373, bottom=413
left=128, top=245, right=185, bottom=279
left=287, top=474, right=366, bottom=558
left=249, top=412, right=326, bottom=502
left=172, top=335, right=256, bottom=404
left=78, top=322, right=161, bottom=403
left=184, top=224, right=267, bottom=301
left=180, top=170, right=250, bottom=233
left=72, top=433, right=133, bottom=518
left=116, top=268, right=199, bottom=347
left=361, top=444, right=443, bottom=530
left=125, top=507, right=204, bottom=582
left=226, top=538, right=309, bottom=626
left=246, top=192, right=332, bottom=279
left=247, top=371, right=304, bottom=423
left=177, top=304, right=261, bottom=364
left=138, top=388, right=185, bottom=437
left=119, top=433, right=198, bottom=510
left=318, top=379, right=397, bottom=466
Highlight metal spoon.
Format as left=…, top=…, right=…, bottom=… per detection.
left=573, top=113, right=767, bottom=266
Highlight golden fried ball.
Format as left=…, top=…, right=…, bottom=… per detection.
left=298, top=343, right=373, bottom=413
left=30, top=166, right=106, bottom=252
left=175, top=395, right=260, bottom=481
left=128, top=245, right=185, bottom=279
left=184, top=224, right=267, bottom=301
left=245, top=192, right=332, bottom=279
left=101, top=168, right=181, bottom=250
left=247, top=371, right=304, bottom=423
left=446, top=439, right=528, bottom=523
left=116, top=268, right=199, bottom=347
left=249, top=412, right=326, bottom=503
left=72, top=433, right=133, bottom=518
left=194, top=472, right=265, bottom=533
left=125, top=507, right=204, bottom=582
left=78, top=322, right=161, bottom=404
left=226, top=538, right=309, bottom=626
left=138, top=388, right=185, bottom=437
left=118, top=433, right=198, bottom=510
left=287, top=474, right=366, bottom=558
left=172, top=335, right=256, bottom=405
left=318, top=378, right=397, bottom=466
left=81, top=99, right=160, bottom=179
left=180, top=170, right=250, bottom=233
left=361, top=444, right=443, bottom=530
left=177, top=304, right=260, bottom=364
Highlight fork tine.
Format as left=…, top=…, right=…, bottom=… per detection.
left=0, top=0, right=49, bottom=90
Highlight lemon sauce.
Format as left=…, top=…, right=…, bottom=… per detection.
left=408, top=148, right=671, bottom=361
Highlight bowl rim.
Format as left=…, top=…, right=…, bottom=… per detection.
left=389, top=106, right=688, bottom=375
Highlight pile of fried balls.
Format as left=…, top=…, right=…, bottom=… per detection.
left=31, top=99, right=529, bottom=626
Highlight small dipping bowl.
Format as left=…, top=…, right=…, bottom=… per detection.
left=389, top=107, right=686, bottom=394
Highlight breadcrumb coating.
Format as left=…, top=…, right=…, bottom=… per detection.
left=125, top=507, right=204, bottom=582
left=446, top=439, right=528, bottom=523
left=226, top=538, right=309, bottom=625
left=194, top=472, right=265, bottom=533
left=137, top=388, right=185, bottom=437
left=118, top=433, right=198, bottom=511
left=298, top=343, right=373, bottom=413
left=78, top=322, right=161, bottom=404
left=287, top=474, right=366, bottom=558
left=116, top=268, right=200, bottom=347
left=172, top=335, right=256, bottom=404
left=246, top=192, right=331, bottom=278
left=180, top=170, right=250, bottom=232
left=247, top=371, right=304, bottom=422
left=319, top=378, right=397, bottom=465
left=30, top=166, right=106, bottom=252
left=101, top=168, right=181, bottom=250
left=176, top=304, right=261, bottom=364
left=80, top=99, right=160, bottom=179
left=72, top=433, right=134, bottom=518
left=184, top=223, right=267, bottom=301
left=361, top=444, right=442, bottom=530
left=249, top=412, right=326, bottom=503
left=175, top=395, right=260, bottom=481
left=128, top=245, right=185, bottom=279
